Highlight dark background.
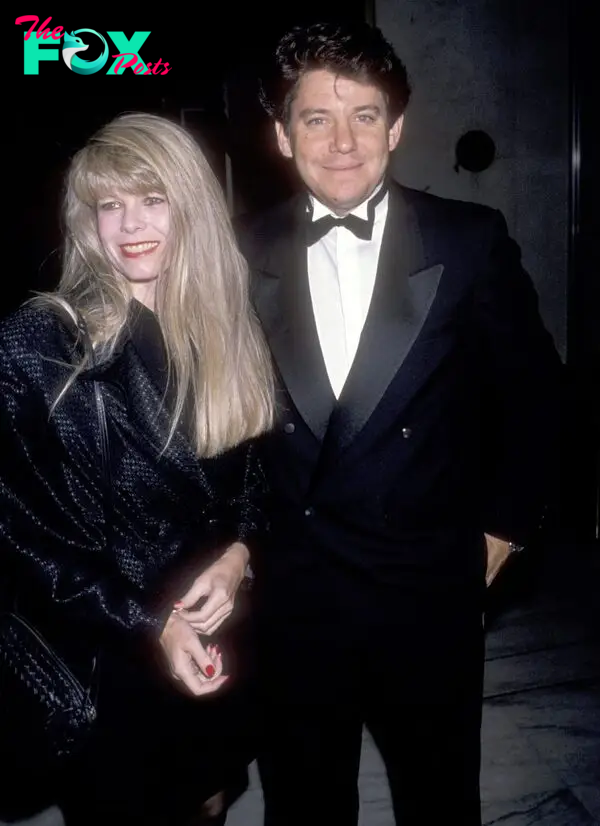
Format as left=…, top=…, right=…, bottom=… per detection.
left=6, top=3, right=598, bottom=546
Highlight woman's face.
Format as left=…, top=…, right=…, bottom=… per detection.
left=96, top=190, right=170, bottom=306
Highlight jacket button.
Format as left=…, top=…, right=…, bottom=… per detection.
left=402, top=427, right=412, bottom=439
left=284, top=422, right=295, bottom=434
left=304, top=506, right=315, bottom=517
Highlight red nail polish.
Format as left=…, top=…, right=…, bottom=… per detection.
left=205, top=664, right=215, bottom=678
left=173, top=601, right=184, bottom=609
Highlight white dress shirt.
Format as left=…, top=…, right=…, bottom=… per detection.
left=307, top=184, right=388, bottom=398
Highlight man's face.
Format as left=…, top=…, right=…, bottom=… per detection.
left=276, top=69, right=403, bottom=216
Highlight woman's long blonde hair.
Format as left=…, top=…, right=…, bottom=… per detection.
left=35, top=112, right=274, bottom=457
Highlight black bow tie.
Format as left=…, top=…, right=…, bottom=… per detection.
left=305, top=183, right=388, bottom=246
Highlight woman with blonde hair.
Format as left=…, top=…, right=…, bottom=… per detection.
left=0, top=113, right=274, bottom=825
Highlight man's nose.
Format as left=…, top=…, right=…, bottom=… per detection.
left=330, top=120, right=357, bottom=154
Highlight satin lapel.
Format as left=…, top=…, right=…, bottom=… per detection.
left=251, top=197, right=335, bottom=441
left=321, top=184, right=444, bottom=458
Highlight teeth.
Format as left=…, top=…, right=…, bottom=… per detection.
left=122, top=242, right=159, bottom=252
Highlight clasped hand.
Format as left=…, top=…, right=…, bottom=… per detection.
left=158, top=542, right=249, bottom=696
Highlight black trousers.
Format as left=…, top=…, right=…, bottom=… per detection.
left=254, top=608, right=484, bottom=826
left=257, top=694, right=482, bottom=826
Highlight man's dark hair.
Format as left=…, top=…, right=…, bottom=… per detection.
left=259, top=21, right=411, bottom=128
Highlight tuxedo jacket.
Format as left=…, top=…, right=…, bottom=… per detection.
left=236, top=181, right=564, bottom=631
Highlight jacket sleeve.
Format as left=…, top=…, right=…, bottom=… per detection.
left=473, top=210, right=565, bottom=546
left=0, top=341, right=168, bottom=640
left=224, top=439, right=269, bottom=551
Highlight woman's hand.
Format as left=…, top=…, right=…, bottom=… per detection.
left=173, top=542, right=249, bottom=636
left=159, top=611, right=226, bottom=696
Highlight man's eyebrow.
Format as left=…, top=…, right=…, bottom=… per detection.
left=297, top=104, right=382, bottom=117
left=298, top=107, right=330, bottom=118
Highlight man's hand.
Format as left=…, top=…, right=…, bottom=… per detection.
left=484, top=533, right=513, bottom=586
left=174, top=542, right=250, bottom=635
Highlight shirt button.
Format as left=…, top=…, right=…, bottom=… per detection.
left=402, top=427, right=412, bottom=439
left=284, top=422, right=295, bottom=434
left=304, top=507, right=315, bottom=517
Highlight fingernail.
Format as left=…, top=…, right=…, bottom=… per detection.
left=214, top=645, right=221, bottom=655
left=205, top=664, right=216, bottom=678
left=173, top=601, right=184, bottom=609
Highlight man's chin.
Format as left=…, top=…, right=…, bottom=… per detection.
left=321, top=188, right=371, bottom=214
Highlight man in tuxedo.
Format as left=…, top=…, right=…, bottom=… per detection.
left=236, top=20, right=563, bottom=826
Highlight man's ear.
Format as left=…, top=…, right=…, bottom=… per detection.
left=275, top=121, right=293, bottom=158
left=388, top=114, right=404, bottom=151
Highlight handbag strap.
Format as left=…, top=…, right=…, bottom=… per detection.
left=77, top=315, right=111, bottom=692
left=93, top=381, right=111, bottom=490
left=75, top=313, right=112, bottom=492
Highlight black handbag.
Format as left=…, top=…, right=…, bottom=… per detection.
left=0, top=322, right=110, bottom=763
left=0, top=610, right=98, bottom=760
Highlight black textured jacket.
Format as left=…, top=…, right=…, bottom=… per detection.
left=0, top=302, right=266, bottom=659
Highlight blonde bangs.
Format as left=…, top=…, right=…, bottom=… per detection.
left=71, top=143, right=164, bottom=207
